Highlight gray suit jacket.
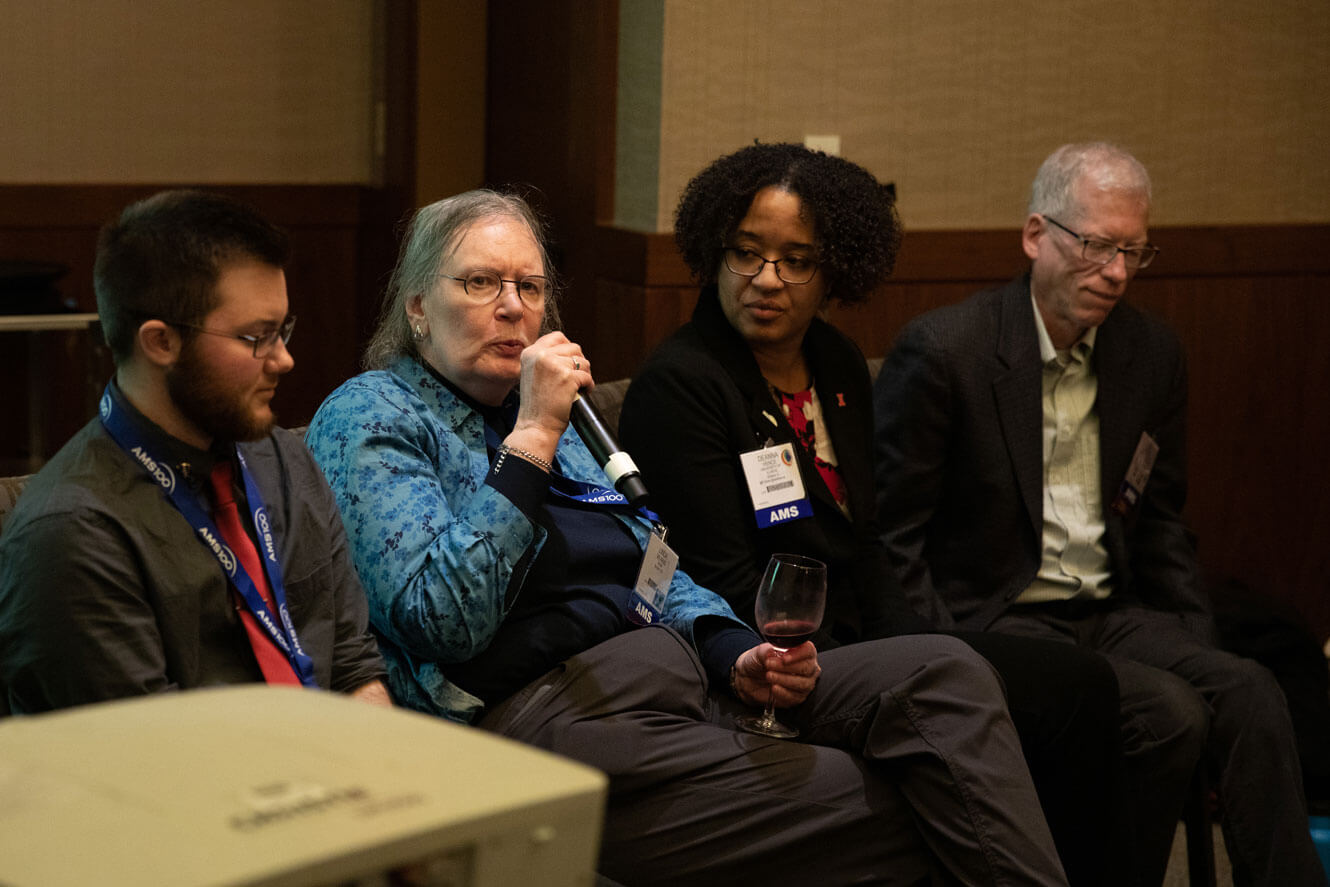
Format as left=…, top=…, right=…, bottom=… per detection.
left=872, top=274, right=1212, bottom=637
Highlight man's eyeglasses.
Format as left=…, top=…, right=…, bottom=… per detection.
left=1043, top=216, right=1160, bottom=270
left=439, top=271, right=549, bottom=308
left=168, top=314, right=297, bottom=358
left=722, top=247, right=820, bottom=285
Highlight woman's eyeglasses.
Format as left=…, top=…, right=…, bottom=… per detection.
left=439, top=271, right=549, bottom=308
left=722, top=247, right=820, bottom=285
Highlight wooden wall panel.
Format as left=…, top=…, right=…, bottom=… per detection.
left=485, top=0, right=618, bottom=349
left=593, top=223, right=1330, bottom=639
left=0, top=184, right=383, bottom=473
left=1129, top=274, right=1330, bottom=638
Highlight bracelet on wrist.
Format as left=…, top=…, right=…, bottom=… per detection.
left=495, top=443, right=553, bottom=473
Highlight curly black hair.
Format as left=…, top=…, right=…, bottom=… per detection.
left=673, top=142, right=901, bottom=306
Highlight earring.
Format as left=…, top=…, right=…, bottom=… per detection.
left=414, top=323, right=423, bottom=340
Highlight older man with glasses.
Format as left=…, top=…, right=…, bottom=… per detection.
left=873, top=142, right=1324, bottom=886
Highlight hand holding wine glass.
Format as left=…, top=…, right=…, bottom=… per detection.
left=736, top=553, right=827, bottom=739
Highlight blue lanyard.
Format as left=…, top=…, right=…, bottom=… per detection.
left=98, top=386, right=318, bottom=687
left=480, top=411, right=670, bottom=624
left=547, top=474, right=661, bottom=524
left=481, top=414, right=661, bottom=523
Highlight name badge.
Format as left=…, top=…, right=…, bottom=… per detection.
left=628, top=525, right=677, bottom=625
left=1111, top=431, right=1160, bottom=515
left=740, top=443, right=812, bottom=528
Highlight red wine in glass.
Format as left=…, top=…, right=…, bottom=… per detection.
left=760, top=619, right=819, bottom=651
left=736, top=553, right=827, bottom=739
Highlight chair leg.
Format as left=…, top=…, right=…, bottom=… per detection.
left=1184, top=767, right=1217, bottom=887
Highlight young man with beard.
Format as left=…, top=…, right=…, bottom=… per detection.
left=0, top=190, right=387, bottom=712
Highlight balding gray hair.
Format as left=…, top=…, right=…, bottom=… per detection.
left=1027, top=142, right=1152, bottom=223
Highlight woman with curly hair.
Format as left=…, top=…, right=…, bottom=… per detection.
left=620, top=143, right=1141, bottom=887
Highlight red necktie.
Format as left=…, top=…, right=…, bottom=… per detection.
left=209, top=459, right=302, bottom=685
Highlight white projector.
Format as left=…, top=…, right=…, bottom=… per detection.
left=0, top=686, right=607, bottom=886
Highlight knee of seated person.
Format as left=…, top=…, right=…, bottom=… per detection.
left=1147, top=673, right=1211, bottom=752
left=1214, top=654, right=1292, bottom=721
left=925, top=634, right=1007, bottom=693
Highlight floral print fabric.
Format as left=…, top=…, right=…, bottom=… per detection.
left=305, top=355, right=744, bottom=722
left=776, top=386, right=849, bottom=508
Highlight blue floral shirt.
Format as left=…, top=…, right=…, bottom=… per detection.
left=306, top=356, right=752, bottom=722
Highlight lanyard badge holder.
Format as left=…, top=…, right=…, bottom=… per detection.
left=97, top=387, right=319, bottom=687
left=627, top=522, right=678, bottom=626
left=740, top=441, right=812, bottom=528
left=1111, top=431, right=1160, bottom=515
left=549, top=474, right=677, bottom=626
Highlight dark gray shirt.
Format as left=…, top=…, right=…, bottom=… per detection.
left=0, top=382, right=385, bottom=713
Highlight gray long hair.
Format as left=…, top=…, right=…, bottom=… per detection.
left=1027, top=142, right=1152, bottom=223
left=363, top=189, right=561, bottom=370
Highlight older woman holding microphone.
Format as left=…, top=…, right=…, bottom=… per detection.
left=305, top=189, right=1069, bottom=886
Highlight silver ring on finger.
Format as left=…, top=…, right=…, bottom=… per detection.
left=573, top=357, right=580, bottom=371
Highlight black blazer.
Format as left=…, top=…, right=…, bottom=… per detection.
left=872, top=274, right=1211, bottom=635
left=620, top=287, right=926, bottom=645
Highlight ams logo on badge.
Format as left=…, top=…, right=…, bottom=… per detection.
left=759, top=501, right=808, bottom=527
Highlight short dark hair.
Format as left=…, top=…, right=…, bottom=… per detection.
left=673, top=142, right=902, bottom=306
left=94, top=190, right=290, bottom=363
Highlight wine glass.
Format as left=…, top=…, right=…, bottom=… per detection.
left=736, top=553, right=827, bottom=739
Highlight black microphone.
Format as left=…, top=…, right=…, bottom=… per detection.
left=570, top=391, right=651, bottom=508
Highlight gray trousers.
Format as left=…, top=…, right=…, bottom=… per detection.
left=480, top=624, right=1067, bottom=887
left=991, top=603, right=1327, bottom=887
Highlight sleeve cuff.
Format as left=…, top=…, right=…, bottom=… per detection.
left=692, top=617, right=761, bottom=691
left=484, top=450, right=549, bottom=520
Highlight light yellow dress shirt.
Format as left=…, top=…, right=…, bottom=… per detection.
left=1018, top=296, right=1115, bottom=603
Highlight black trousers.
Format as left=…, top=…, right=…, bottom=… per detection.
left=949, top=630, right=1141, bottom=887
left=993, top=603, right=1327, bottom=887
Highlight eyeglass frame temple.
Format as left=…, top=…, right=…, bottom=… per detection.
left=160, top=314, right=294, bottom=357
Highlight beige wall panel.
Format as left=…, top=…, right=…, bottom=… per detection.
left=655, top=0, right=1329, bottom=231
left=0, top=0, right=375, bottom=183
left=615, top=0, right=665, bottom=231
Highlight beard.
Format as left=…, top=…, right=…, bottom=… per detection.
left=166, top=343, right=277, bottom=443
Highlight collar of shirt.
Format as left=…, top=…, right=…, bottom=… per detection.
left=1030, top=292, right=1097, bottom=369
left=106, top=377, right=228, bottom=490
left=395, top=354, right=523, bottom=446
left=414, top=355, right=519, bottom=443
